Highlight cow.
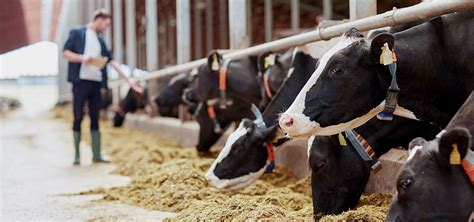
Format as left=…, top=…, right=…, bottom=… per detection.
left=191, top=50, right=261, bottom=107
left=206, top=49, right=318, bottom=189
left=279, top=11, right=474, bottom=138
left=386, top=92, right=474, bottom=221
left=113, top=87, right=148, bottom=127
left=308, top=116, right=439, bottom=218
left=153, top=72, right=197, bottom=118
left=257, top=49, right=294, bottom=109
left=187, top=50, right=289, bottom=152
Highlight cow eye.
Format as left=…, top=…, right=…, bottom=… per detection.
left=399, top=178, right=413, bottom=190
left=330, top=66, right=344, bottom=75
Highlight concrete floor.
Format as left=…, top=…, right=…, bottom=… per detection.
left=0, top=84, right=174, bottom=221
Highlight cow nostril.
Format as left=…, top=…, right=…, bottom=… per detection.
left=285, top=117, right=294, bottom=127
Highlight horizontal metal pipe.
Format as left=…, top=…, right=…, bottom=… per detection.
left=110, top=1, right=474, bottom=88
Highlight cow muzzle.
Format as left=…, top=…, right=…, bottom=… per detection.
left=279, top=113, right=318, bottom=139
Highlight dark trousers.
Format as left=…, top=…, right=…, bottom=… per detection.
left=72, top=80, right=102, bottom=132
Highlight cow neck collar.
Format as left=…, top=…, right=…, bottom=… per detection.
left=217, top=59, right=232, bottom=109
left=252, top=104, right=276, bottom=173
left=376, top=42, right=400, bottom=121
left=343, top=130, right=382, bottom=171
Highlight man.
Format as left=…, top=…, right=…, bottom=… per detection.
left=63, top=9, right=143, bottom=165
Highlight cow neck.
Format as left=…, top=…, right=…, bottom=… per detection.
left=391, top=22, right=471, bottom=128
left=216, top=59, right=261, bottom=108
left=261, top=52, right=317, bottom=126
left=343, top=130, right=381, bottom=171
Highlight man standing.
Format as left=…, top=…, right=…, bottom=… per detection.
left=63, top=9, right=143, bottom=165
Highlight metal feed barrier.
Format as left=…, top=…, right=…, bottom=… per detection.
left=108, top=1, right=474, bottom=89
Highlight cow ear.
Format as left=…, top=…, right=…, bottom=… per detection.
left=261, top=125, right=279, bottom=142
left=369, top=33, right=395, bottom=63
left=438, top=127, right=471, bottom=165
left=207, top=50, right=222, bottom=71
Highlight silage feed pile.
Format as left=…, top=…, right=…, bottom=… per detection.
left=52, top=107, right=392, bottom=221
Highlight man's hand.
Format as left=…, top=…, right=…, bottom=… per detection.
left=130, top=81, right=144, bottom=95
left=82, top=56, right=93, bottom=65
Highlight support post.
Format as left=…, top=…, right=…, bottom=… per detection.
left=350, top=0, right=377, bottom=20
left=177, top=0, right=191, bottom=64
left=291, top=0, right=300, bottom=32
left=228, top=0, right=249, bottom=49
left=113, top=0, right=123, bottom=63
left=323, top=0, right=333, bottom=20
left=146, top=0, right=159, bottom=71
left=125, top=0, right=137, bottom=69
left=264, top=0, right=272, bottom=42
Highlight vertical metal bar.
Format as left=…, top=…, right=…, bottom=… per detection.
left=41, top=0, right=53, bottom=41
left=264, top=0, right=272, bottom=42
left=205, top=0, right=213, bottom=52
left=350, top=0, right=377, bottom=20
left=146, top=0, right=159, bottom=71
left=291, top=0, right=300, bottom=32
left=323, top=0, right=332, bottom=20
left=193, top=0, right=203, bottom=59
left=87, top=0, right=95, bottom=19
left=126, top=0, right=137, bottom=69
left=228, top=0, right=249, bottom=49
left=113, top=0, right=123, bottom=63
left=176, top=0, right=191, bottom=64
left=103, top=0, right=112, bottom=45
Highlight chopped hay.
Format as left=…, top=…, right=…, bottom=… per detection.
left=53, top=107, right=391, bottom=221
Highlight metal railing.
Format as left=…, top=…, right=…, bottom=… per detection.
left=109, top=1, right=474, bottom=88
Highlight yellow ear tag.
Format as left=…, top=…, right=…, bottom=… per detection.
left=450, top=143, right=461, bottom=165
left=380, top=43, right=394, bottom=65
left=338, top=133, right=347, bottom=146
left=211, top=54, right=219, bottom=71
left=264, top=58, right=269, bottom=69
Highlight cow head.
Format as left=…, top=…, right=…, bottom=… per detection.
left=112, top=88, right=148, bottom=127
left=192, top=50, right=222, bottom=102
left=154, top=73, right=192, bottom=117
left=279, top=28, right=401, bottom=138
left=386, top=127, right=473, bottom=221
left=205, top=109, right=278, bottom=190
left=308, top=135, right=371, bottom=217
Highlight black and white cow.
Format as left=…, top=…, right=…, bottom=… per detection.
left=113, top=87, right=148, bottom=127
left=192, top=50, right=261, bottom=106
left=206, top=49, right=318, bottom=189
left=280, top=11, right=474, bottom=138
left=257, top=49, right=295, bottom=109
left=308, top=116, right=439, bottom=218
left=153, top=73, right=197, bottom=118
left=386, top=92, right=474, bottom=221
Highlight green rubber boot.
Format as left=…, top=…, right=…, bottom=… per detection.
left=73, top=131, right=81, bottom=165
left=91, top=130, right=110, bottom=163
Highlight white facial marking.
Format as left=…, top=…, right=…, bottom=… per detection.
left=205, top=121, right=269, bottom=190
left=407, top=145, right=423, bottom=162
left=206, top=164, right=268, bottom=190
left=280, top=33, right=420, bottom=138
left=307, top=136, right=316, bottom=158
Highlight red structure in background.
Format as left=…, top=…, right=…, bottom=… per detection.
left=0, top=0, right=62, bottom=54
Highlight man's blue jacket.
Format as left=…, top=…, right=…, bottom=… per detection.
left=63, top=26, right=113, bottom=88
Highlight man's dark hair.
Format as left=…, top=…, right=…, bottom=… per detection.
left=93, top=9, right=112, bottom=21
